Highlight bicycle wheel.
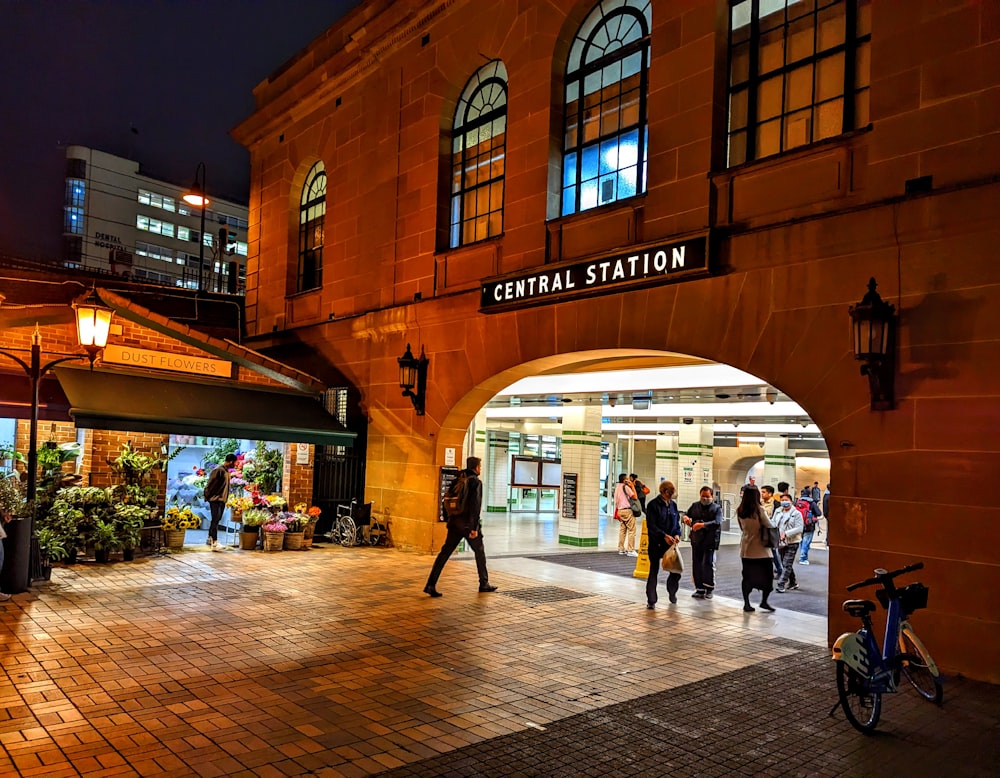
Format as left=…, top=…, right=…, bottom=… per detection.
left=899, top=630, right=943, bottom=704
left=836, top=660, right=882, bottom=733
left=337, top=516, right=356, bottom=547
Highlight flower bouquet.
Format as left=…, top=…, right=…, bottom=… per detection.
left=238, top=507, right=269, bottom=550
left=162, top=506, right=199, bottom=550
left=294, top=503, right=322, bottom=547
left=226, top=495, right=254, bottom=515
left=262, top=520, right=286, bottom=552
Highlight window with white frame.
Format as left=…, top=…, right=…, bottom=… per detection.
left=561, top=0, right=651, bottom=216
left=135, top=241, right=174, bottom=263
left=136, top=214, right=176, bottom=238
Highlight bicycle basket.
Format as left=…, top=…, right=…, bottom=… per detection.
left=876, top=582, right=929, bottom=615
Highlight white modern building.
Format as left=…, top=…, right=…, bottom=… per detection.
left=62, top=146, right=249, bottom=292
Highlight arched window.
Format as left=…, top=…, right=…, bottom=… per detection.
left=450, top=60, right=507, bottom=248
left=298, top=162, right=326, bottom=291
left=561, top=0, right=651, bottom=216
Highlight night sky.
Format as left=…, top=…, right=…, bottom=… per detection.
left=0, top=0, right=361, bottom=261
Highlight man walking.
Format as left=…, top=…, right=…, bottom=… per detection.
left=683, top=485, right=722, bottom=599
left=424, top=457, right=497, bottom=597
left=204, top=454, right=237, bottom=551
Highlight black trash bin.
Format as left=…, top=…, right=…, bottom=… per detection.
left=1, top=518, right=31, bottom=594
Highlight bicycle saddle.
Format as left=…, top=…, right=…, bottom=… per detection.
left=843, top=599, right=877, bottom=616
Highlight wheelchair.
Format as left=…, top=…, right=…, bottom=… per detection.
left=324, top=500, right=388, bottom=547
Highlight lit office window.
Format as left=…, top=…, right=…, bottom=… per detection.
left=65, top=179, right=85, bottom=207
left=64, top=207, right=83, bottom=235
left=450, top=60, right=507, bottom=248
left=135, top=241, right=174, bottom=263
left=137, top=189, right=176, bottom=211
left=562, top=0, right=651, bottom=216
left=136, top=214, right=175, bottom=238
left=727, top=0, right=871, bottom=166
left=298, top=162, right=326, bottom=292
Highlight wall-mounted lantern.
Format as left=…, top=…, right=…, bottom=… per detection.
left=398, top=343, right=428, bottom=415
left=849, top=277, right=896, bottom=411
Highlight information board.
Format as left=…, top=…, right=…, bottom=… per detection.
left=561, top=472, right=578, bottom=519
left=438, top=466, right=461, bottom=522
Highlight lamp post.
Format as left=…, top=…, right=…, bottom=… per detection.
left=183, top=162, right=209, bottom=292
left=0, top=289, right=113, bottom=592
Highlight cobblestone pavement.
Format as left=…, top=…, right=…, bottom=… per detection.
left=0, top=544, right=996, bottom=777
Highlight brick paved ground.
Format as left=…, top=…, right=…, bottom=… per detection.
left=0, top=545, right=996, bottom=777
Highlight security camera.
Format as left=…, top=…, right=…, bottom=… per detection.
left=732, top=420, right=740, bottom=428
left=608, top=396, right=617, bottom=408
left=682, top=417, right=694, bottom=425
left=765, top=388, right=778, bottom=405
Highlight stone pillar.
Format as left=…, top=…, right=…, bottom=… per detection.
left=654, top=434, right=678, bottom=489
left=678, top=424, right=713, bottom=508
left=558, top=405, right=603, bottom=547
left=763, top=436, right=796, bottom=493
left=486, top=430, right=509, bottom=512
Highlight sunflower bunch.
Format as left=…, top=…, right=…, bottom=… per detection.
left=162, top=505, right=200, bottom=531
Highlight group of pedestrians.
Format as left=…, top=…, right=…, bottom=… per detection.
left=644, top=482, right=723, bottom=608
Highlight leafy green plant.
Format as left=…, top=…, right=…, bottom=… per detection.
left=0, top=440, right=25, bottom=470
left=113, top=504, right=151, bottom=550
left=36, top=441, right=81, bottom=491
left=0, top=474, right=26, bottom=519
left=204, top=438, right=239, bottom=469
left=109, top=441, right=184, bottom=488
left=243, top=441, right=283, bottom=495
left=36, top=527, right=69, bottom=563
left=92, top=519, right=121, bottom=551
left=241, top=508, right=270, bottom=528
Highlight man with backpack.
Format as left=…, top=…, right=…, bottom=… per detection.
left=796, top=487, right=820, bottom=565
left=424, top=456, right=497, bottom=597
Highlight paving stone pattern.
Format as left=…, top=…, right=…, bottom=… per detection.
left=0, top=545, right=996, bottom=777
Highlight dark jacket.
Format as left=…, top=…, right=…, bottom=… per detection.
left=445, top=469, right=483, bottom=536
left=685, top=500, right=723, bottom=549
left=822, top=490, right=830, bottom=517
left=645, top=495, right=680, bottom=541
left=204, top=464, right=230, bottom=503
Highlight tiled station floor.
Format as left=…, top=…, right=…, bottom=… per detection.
left=1, top=540, right=996, bottom=777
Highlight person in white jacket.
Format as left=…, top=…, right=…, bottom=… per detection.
left=773, top=493, right=803, bottom=593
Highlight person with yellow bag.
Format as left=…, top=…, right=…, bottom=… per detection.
left=644, top=480, right=683, bottom=609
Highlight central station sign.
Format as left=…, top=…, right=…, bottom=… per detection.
left=480, top=234, right=710, bottom=312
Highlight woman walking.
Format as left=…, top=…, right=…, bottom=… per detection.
left=644, top=480, right=682, bottom=608
left=736, top=485, right=775, bottom=612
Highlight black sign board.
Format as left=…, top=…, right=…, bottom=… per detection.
left=480, top=235, right=709, bottom=312
left=561, top=472, right=578, bottom=519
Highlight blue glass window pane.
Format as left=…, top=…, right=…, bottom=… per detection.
left=584, top=71, right=602, bottom=96
left=580, top=180, right=598, bottom=210
left=619, top=129, right=640, bottom=169
left=602, top=60, right=622, bottom=88
left=581, top=145, right=599, bottom=181
left=566, top=82, right=579, bottom=103
left=563, top=152, right=577, bottom=188
left=622, top=50, right=643, bottom=79
left=562, top=186, right=576, bottom=216
left=599, top=138, right=619, bottom=176
left=617, top=166, right=637, bottom=199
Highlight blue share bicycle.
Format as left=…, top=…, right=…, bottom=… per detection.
left=831, top=561, right=943, bottom=733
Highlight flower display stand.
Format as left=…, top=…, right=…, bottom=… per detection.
left=262, top=531, right=284, bottom=552
left=164, top=530, right=186, bottom=549
left=239, top=528, right=259, bottom=550
left=283, top=531, right=305, bottom=550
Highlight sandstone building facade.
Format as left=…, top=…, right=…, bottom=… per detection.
left=234, top=0, right=1000, bottom=681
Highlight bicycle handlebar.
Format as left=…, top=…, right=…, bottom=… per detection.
left=846, top=561, right=923, bottom=592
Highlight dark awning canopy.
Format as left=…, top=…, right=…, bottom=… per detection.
left=55, top=366, right=355, bottom=447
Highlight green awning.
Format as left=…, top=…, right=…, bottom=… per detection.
left=54, top=366, right=355, bottom=447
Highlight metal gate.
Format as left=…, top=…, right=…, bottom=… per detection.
left=311, top=387, right=367, bottom=535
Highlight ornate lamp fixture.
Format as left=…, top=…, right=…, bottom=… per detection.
left=73, top=288, right=114, bottom=368
left=849, top=277, right=896, bottom=411
left=397, top=343, right=429, bottom=415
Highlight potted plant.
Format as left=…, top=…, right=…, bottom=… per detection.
left=162, top=506, right=199, bottom=550
left=280, top=511, right=307, bottom=550
left=226, top=494, right=254, bottom=525
left=0, top=474, right=28, bottom=590
left=240, top=508, right=269, bottom=550
left=113, top=503, right=150, bottom=561
left=92, top=519, right=120, bottom=563
left=295, top=503, right=322, bottom=548
left=36, top=527, right=68, bottom=580
left=261, top=519, right=286, bottom=552
left=243, top=441, right=283, bottom=495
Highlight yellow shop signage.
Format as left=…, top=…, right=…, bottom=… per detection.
left=102, top=345, right=233, bottom=377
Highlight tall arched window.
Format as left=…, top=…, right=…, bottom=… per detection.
left=450, top=60, right=507, bottom=248
left=298, top=162, right=326, bottom=291
left=561, top=0, right=651, bottom=217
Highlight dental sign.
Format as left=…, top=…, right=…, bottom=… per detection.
left=480, top=236, right=710, bottom=312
